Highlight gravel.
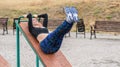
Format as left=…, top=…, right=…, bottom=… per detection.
left=0, top=30, right=120, bottom=67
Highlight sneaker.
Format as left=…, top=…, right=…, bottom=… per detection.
left=64, top=7, right=74, bottom=23
left=70, top=7, right=79, bottom=22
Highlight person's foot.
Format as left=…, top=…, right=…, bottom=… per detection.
left=64, top=7, right=74, bottom=23
left=70, top=7, right=79, bottom=22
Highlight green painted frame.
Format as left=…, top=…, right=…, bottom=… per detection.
left=16, top=16, right=44, bottom=67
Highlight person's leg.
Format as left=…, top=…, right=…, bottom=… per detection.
left=40, top=7, right=79, bottom=54
left=40, top=21, right=73, bottom=54
left=38, top=14, right=48, bottom=28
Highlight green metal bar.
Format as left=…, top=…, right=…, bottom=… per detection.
left=16, top=22, right=20, bottom=67
left=36, top=55, right=39, bottom=67
left=18, top=15, right=35, bottom=19
left=16, top=16, right=45, bottom=67
left=16, top=23, right=44, bottom=66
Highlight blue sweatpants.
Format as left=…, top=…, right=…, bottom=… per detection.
left=40, top=20, right=73, bottom=54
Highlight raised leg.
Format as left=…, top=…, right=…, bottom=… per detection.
left=40, top=21, right=73, bottom=54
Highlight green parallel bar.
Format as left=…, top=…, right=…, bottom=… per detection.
left=16, top=22, right=20, bottom=67
left=36, top=55, right=39, bottom=67
left=16, top=16, right=45, bottom=67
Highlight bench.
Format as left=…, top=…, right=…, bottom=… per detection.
left=48, top=19, right=70, bottom=37
left=90, top=21, right=120, bottom=39
left=16, top=22, right=72, bottom=67
left=0, top=18, right=9, bottom=35
left=13, top=18, right=19, bottom=35
left=76, top=19, right=86, bottom=38
left=0, top=55, right=10, bottom=67
left=47, top=19, right=63, bottom=30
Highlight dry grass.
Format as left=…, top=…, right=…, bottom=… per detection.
left=0, top=0, right=120, bottom=31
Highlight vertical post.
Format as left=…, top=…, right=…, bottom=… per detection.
left=16, top=24, right=20, bottom=67
left=84, top=31, right=86, bottom=38
left=2, top=25, right=5, bottom=35
left=69, top=32, right=70, bottom=37
left=36, top=55, right=39, bottom=67
left=76, top=24, right=77, bottom=38
left=90, top=26, right=92, bottom=39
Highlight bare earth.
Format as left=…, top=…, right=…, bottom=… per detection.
left=0, top=30, right=120, bottom=67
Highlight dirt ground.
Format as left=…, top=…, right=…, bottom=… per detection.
left=0, top=30, right=120, bottom=67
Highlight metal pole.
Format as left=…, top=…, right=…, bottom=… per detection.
left=36, top=55, right=39, bottom=67
left=16, top=24, right=20, bottom=67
